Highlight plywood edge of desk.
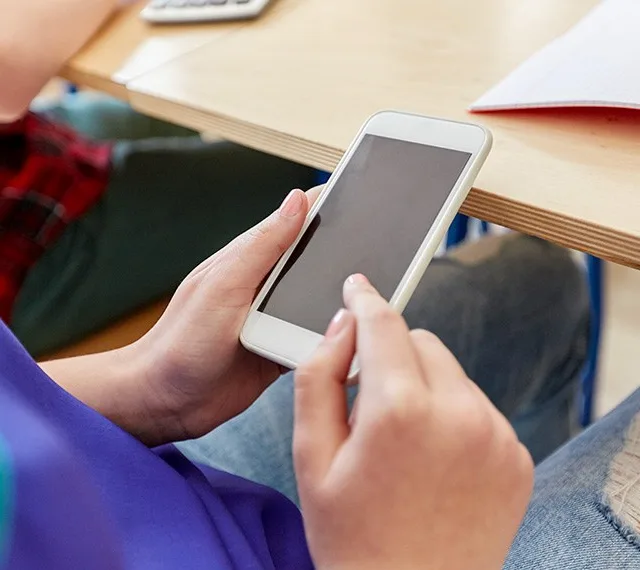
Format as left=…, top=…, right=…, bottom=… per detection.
left=128, top=89, right=342, bottom=169
left=129, top=89, right=640, bottom=269
left=463, top=190, right=640, bottom=268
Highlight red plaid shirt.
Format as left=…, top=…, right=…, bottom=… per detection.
left=0, top=113, right=112, bottom=323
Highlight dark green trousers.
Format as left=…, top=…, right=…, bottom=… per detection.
left=13, top=95, right=315, bottom=355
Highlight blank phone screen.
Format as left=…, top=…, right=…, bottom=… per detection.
left=260, top=134, right=472, bottom=334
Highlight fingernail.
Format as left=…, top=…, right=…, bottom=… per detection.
left=346, top=273, right=369, bottom=287
left=325, top=309, right=349, bottom=339
left=279, top=189, right=304, bottom=217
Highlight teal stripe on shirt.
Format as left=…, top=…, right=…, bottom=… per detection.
left=0, top=436, right=14, bottom=567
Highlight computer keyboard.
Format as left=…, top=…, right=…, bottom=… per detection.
left=140, top=0, right=272, bottom=24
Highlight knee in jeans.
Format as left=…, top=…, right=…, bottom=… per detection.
left=601, top=411, right=640, bottom=546
left=508, top=236, right=590, bottom=333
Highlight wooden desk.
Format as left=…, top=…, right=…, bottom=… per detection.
left=61, top=1, right=248, bottom=99
left=67, top=0, right=640, bottom=267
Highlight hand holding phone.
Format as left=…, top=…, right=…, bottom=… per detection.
left=293, top=276, right=533, bottom=570
left=124, top=188, right=321, bottom=443
left=242, top=111, right=492, bottom=370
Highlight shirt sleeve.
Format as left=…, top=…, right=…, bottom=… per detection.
left=0, top=383, right=124, bottom=570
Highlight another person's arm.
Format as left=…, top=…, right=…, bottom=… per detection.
left=0, top=0, right=121, bottom=122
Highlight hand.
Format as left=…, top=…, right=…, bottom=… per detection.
left=293, top=275, right=533, bottom=570
left=128, top=187, right=321, bottom=444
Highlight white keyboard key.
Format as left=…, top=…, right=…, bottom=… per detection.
left=140, top=0, right=272, bottom=23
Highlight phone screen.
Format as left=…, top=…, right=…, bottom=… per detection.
left=259, top=134, right=472, bottom=334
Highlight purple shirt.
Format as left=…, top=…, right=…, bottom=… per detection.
left=0, top=322, right=313, bottom=569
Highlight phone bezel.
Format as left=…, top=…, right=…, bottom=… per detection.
left=241, top=110, right=492, bottom=370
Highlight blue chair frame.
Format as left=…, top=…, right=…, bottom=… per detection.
left=582, top=255, right=603, bottom=425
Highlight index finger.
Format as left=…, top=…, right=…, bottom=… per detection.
left=343, top=274, right=424, bottom=393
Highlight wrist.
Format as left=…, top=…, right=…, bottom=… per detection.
left=41, top=345, right=184, bottom=447
left=109, top=343, right=192, bottom=446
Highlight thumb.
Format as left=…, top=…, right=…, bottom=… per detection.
left=184, top=188, right=311, bottom=288
left=226, top=188, right=308, bottom=285
left=294, top=310, right=355, bottom=490
left=187, top=188, right=308, bottom=288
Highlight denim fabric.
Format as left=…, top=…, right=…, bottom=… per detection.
left=178, top=234, right=590, bottom=506
left=505, top=388, right=640, bottom=569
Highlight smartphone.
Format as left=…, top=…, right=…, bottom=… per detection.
left=241, top=111, right=492, bottom=370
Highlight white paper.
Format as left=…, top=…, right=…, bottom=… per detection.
left=470, top=0, right=640, bottom=112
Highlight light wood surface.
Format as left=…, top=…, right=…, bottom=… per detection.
left=125, top=0, right=640, bottom=267
left=61, top=1, right=248, bottom=99
left=65, top=0, right=640, bottom=267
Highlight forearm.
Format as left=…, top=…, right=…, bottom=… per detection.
left=40, top=346, right=182, bottom=447
left=0, top=0, right=119, bottom=122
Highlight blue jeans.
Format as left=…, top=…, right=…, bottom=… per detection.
left=178, top=233, right=591, bottom=506
left=503, top=387, right=640, bottom=568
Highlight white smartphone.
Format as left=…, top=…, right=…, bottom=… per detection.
left=241, top=111, right=492, bottom=371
